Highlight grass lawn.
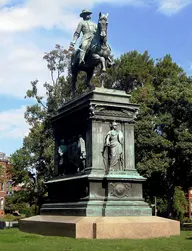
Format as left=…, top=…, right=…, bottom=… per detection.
left=0, top=229, right=192, bottom=251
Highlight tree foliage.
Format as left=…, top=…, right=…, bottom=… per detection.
left=173, top=186, right=188, bottom=221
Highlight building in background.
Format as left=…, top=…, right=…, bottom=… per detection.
left=0, top=152, right=22, bottom=215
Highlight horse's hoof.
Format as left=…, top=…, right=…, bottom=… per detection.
left=108, top=63, right=115, bottom=68
left=102, top=69, right=106, bottom=72
left=88, top=84, right=95, bottom=90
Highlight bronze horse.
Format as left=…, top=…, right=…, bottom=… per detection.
left=71, top=13, right=113, bottom=95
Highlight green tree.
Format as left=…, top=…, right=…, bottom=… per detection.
left=173, top=186, right=188, bottom=221
left=106, top=50, right=155, bottom=92
left=5, top=190, right=31, bottom=214
left=10, top=148, right=32, bottom=185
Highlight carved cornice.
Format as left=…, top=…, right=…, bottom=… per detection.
left=89, top=104, right=139, bottom=122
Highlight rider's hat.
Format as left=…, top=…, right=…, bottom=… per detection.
left=80, top=9, right=92, bottom=17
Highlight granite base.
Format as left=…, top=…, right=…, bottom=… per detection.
left=19, top=216, right=180, bottom=239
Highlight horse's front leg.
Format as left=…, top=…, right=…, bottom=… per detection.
left=92, top=54, right=106, bottom=72
left=100, top=56, right=106, bottom=72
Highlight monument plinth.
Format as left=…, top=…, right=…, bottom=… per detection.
left=19, top=88, right=180, bottom=238
left=40, top=88, right=151, bottom=217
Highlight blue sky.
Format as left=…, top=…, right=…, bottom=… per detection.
left=1, top=0, right=192, bottom=156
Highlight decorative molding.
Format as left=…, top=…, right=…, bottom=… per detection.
left=89, top=104, right=96, bottom=117
left=109, top=183, right=132, bottom=198
left=89, top=105, right=139, bottom=120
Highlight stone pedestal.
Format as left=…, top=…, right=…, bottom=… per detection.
left=40, top=88, right=151, bottom=217
left=19, top=88, right=180, bottom=239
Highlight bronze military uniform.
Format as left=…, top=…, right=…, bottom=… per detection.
left=70, top=9, right=97, bottom=64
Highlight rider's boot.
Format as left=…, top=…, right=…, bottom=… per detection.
left=79, top=51, right=85, bottom=65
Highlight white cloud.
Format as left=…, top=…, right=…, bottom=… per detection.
left=0, top=32, right=71, bottom=97
left=0, top=106, right=29, bottom=139
left=0, top=39, right=49, bottom=97
left=0, top=0, right=190, bottom=34
left=0, top=0, right=145, bottom=33
left=0, top=0, right=10, bottom=6
left=156, top=0, right=192, bottom=15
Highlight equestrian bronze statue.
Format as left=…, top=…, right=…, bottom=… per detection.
left=70, top=9, right=114, bottom=95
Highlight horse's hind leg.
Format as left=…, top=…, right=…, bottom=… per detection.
left=72, top=69, right=78, bottom=97
left=86, top=68, right=95, bottom=90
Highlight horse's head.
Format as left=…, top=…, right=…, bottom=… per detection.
left=98, top=12, right=108, bottom=42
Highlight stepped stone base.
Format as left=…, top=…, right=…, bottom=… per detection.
left=19, top=215, right=180, bottom=239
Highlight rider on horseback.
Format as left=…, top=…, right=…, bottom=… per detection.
left=70, top=11, right=115, bottom=94
left=70, top=9, right=97, bottom=65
